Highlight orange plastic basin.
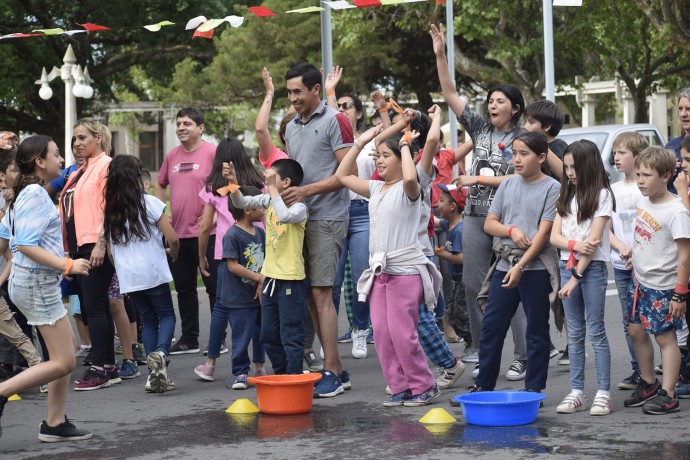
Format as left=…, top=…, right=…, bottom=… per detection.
left=247, top=373, right=323, bottom=415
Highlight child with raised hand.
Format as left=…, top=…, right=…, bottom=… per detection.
left=103, top=155, right=180, bottom=394
left=195, top=185, right=266, bottom=390
left=473, top=131, right=560, bottom=394
left=609, top=132, right=649, bottom=391
left=337, top=124, right=443, bottom=407
left=227, top=159, right=310, bottom=377
left=551, top=140, right=615, bottom=416
left=256, top=68, right=293, bottom=169
left=623, top=147, right=690, bottom=415
left=0, top=136, right=92, bottom=441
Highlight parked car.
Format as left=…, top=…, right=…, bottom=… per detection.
left=558, top=124, right=666, bottom=183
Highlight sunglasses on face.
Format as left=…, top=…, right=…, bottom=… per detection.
left=338, top=102, right=355, bottom=110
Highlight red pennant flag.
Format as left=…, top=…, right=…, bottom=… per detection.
left=248, top=6, right=276, bottom=17
left=77, top=23, right=111, bottom=32
left=192, top=28, right=214, bottom=39
left=436, top=0, right=447, bottom=3
left=353, top=0, right=382, bottom=6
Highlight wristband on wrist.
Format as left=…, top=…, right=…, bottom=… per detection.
left=515, top=264, right=524, bottom=272
left=326, top=90, right=336, bottom=96
left=64, top=257, right=73, bottom=275
left=506, top=225, right=516, bottom=238
left=477, top=175, right=484, bottom=186
left=265, top=93, right=274, bottom=98
left=399, top=143, right=411, bottom=149
left=672, top=292, right=688, bottom=303
left=675, top=283, right=690, bottom=295
left=570, top=267, right=583, bottom=280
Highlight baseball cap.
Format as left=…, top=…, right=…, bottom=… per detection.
left=437, top=183, right=467, bottom=210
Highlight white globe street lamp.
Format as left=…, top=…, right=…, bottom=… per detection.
left=35, top=44, right=94, bottom=166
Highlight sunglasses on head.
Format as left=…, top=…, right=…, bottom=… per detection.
left=337, top=102, right=355, bottom=110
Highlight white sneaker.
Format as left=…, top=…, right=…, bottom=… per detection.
left=351, top=328, right=368, bottom=359
left=557, top=391, right=587, bottom=413
left=147, top=351, right=169, bottom=394
left=319, top=347, right=324, bottom=360
left=437, top=358, right=466, bottom=389
left=506, top=359, right=527, bottom=381
left=590, top=393, right=613, bottom=416
left=471, top=363, right=480, bottom=378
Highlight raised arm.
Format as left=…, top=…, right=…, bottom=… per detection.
left=430, top=24, right=466, bottom=118
left=401, top=131, right=422, bottom=201
left=420, top=104, right=442, bottom=177
left=256, top=68, right=278, bottom=165
left=371, top=91, right=391, bottom=129
left=324, top=66, right=343, bottom=110
left=374, top=108, right=417, bottom=146
left=335, top=125, right=382, bottom=198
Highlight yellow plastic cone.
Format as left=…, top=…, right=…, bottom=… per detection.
left=419, top=407, right=457, bottom=424
left=8, top=394, right=21, bottom=401
left=225, top=398, right=259, bottom=414
left=424, top=424, right=454, bottom=435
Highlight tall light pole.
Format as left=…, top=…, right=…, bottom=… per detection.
left=544, top=0, right=583, bottom=102
left=35, top=44, right=93, bottom=166
left=446, top=0, right=458, bottom=148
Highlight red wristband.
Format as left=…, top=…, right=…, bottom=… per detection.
left=675, top=283, right=689, bottom=294
left=506, top=226, right=516, bottom=237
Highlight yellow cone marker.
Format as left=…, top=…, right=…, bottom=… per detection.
left=424, top=424, right=454, bottom=435
left=225, top=398, right=259, bottom=414
left=8, top=394, right=21, bottom=401
left=419, top=407, right=457, bottom=424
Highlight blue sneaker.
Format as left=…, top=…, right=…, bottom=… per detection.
left=383, top=390, right=412, bottom=407
left=337, top=331, right=352, bottom=343
left=340, top=370, right=351, bottom=390
left=677, top=376, right=690, bottom=399
left=403, top=384, right=441, bottom=407
left=119, top=359, right=140, bottom=380
left=313, top=370, right=344, bottom=398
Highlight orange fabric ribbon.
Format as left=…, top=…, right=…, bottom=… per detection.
left=216, top=182, right=240, bottom=197
left=566, top=240, right=577, bottom=270
left=383, top=98, right=409, bottom=128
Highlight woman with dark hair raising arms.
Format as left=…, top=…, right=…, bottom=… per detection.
left=0, top=136, right=91, bottom=441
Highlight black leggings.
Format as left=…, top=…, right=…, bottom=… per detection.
left=73, top=244, right=115, bottom=367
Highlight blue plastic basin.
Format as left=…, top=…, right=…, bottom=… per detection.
left=453, top=391, right=546, bottom=427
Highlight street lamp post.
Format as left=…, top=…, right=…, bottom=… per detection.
left=35, top=44, right=93, bottom=167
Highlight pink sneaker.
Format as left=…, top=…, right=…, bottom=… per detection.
left=251, top=368, right=267, bottom=377
left=194, top=363, right=215, bottom=381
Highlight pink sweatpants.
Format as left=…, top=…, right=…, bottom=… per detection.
left=369, top=273, right=435, bottom=395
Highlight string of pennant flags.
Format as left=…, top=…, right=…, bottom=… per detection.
left=1, top=0, right=446, bottom=41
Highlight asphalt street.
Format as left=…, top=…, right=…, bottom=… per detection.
left=2, top=276, right=690, bottom=460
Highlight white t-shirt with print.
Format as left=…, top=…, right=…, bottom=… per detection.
left=632, top=196, right=690, bottom=290
left=559, top=189, right=613, bottom=262
left=610, top=180, right=642, bottom=270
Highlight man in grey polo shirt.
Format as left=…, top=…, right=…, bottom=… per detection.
left=282, top=62, right=354, bottom=398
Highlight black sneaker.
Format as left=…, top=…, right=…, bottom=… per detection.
left=521, top=388, right=544, bottom=407
left=624, top=378, right=661, bottom=407
left=557, top=346, right=569, bottom=365
left=655, top=363, right=663, bottom=375
left=38, top=416, right=92, bottom=442
left=82, top=348, right=93, bottom=367
left=617, top=370, right=641, bottom=390
left=642, top=389, right=680, bottom=415
left=132, top=343, right=147, bottom=365
left=169, top=342, right=200, bottom=355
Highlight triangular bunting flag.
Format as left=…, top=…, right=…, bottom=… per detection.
left=192, top=26, right=214, bottom=39
left=77, top=23, right=111, bottom=32
left=286, top=6, right=325, bottom=13
left=0, top=33, right=44, bottom=39
left=197, top=19, right=224, bottom=32
left=186, top=16, right=207, bottom=30
left=353, top=0, right=382, bottom=6
left=63, top=30, right=89, bottom=36
left=248, top=6, right=276, bottom=17
left=144, top=21, right=175, bottom=32
left=325, top=1, right=356, bottom=9
left=32, top=28, right=65, bottom=35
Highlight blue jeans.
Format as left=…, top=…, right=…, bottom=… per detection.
left=332, top=200, right=371, bottom=330
left=560, top=260, right=611, bottom=391
left=207, top=271, right=264, bottom=363
left=227, top=307, right=264, bottom=376
left=128, top=283, right=176, bottom=357
left=475, top=270, right=551, bottom=390
left=261, top=278, right=308, bottom=374
left=613, top=267, right=639, bottom=372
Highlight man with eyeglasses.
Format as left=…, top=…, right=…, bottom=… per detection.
left=281, top=63, right=354, bottom=398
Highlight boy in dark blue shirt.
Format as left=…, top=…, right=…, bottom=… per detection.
left=435, top=184, right=471, bottom=347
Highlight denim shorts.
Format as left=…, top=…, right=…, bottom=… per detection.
left=626, top=274, right=684, bottom=335
left=9, top=265, right=66, bottom=326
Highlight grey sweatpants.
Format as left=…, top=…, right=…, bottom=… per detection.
left=461, top=215, right=527, bottom=360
